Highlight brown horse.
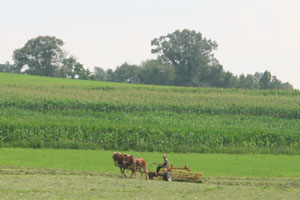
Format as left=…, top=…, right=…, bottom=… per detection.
left=112, top=152, right=128, bottom=177
left=123, top=154, right=149, bottom=179
left=112, top=152, right=149, bottom=179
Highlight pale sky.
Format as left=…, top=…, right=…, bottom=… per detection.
left=1, top=0, right=300, bottom=88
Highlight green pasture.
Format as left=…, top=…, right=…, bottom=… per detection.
left=1, top=148, right=300, bottom=177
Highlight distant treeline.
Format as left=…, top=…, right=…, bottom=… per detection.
left=91, top=61, right=293, bottom=90
left=0, top=30, right=293, bottom=90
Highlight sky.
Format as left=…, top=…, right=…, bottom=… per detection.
left=1, top=0, right=300, bottom=88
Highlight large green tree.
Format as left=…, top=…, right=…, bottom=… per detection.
left=13, top=36, right=65, bottom=77
left=151, top=29, right=220, bottom=86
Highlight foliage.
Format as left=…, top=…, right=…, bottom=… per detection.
left=0, top=62, right=18, bottom=73
left=92, top=66, right=107, bottom=81
left=3, top=31, right=294, bottom=90
left=112, top=62, right=140, bottom=83
left=12, top=36, right=90, bottom=79
left=60, top=56, right=90, bottom=79
left=151, top=29, right=220, bottom=86
left=13, top=36, right=65, bottom=76
left=138, top=59, right=175, bottom=85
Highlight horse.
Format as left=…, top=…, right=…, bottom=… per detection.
left=112, top=152, right=128, bottom=177
left=123, top=154, right=149, bottom=180
left=112, top=152, right=149, bottom=179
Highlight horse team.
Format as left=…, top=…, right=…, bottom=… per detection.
left=112, top=152, right=149, bottom=179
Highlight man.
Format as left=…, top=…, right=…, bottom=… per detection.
left=156, top=154, right=168, bottom=175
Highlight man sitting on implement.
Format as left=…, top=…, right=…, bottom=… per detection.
left=156, top=154, right=168, bottom=175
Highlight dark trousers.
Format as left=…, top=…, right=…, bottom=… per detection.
left=156, top=164, right=167, bottom=174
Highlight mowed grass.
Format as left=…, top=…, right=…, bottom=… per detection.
left=1, top=148, right=300, bottom=199
left=1, top=148, right=300, bottom=177
left=1, top=174, right=300, bottom=200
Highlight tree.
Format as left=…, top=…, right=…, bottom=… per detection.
left=106, top=69, right=115, bottom=82
left=0, top=62, right=18, bottom=73
left=247, top=71, right=293, bottom=90
left=60, top=56, right=77, bottom=78
left=72, top=61, right=90, bottom=80
left=238, top=74, right=256, bottom=89
left=270, top=75, right=293, bottom=90
left=151, top=29, right=219, bottom=86
left=196, top=63, right=224, bottom=87
left=138, top=59, right=175, bottom=85
left=13, top=36, right=65, bottom=77
left=259, top=71, right=272, bottom=89
left=92, top=66, right=107, bottom=81
left=222, top=71, right=239, bottom=88
left=113, top=63, right=140, bottom=83
left=59, top=56, right=90, bottom=80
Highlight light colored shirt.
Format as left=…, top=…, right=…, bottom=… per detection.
left=163, top=158, right=168, bottom=166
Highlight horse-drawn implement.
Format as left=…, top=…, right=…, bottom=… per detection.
left=112, top=152, right=202, bottom=182
left=148, top=165, right=202, bottom=182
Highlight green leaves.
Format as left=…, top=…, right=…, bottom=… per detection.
left=151, top=29, right=220, bottom=86
left=13, top=36, right=64, bottom=77
left=12, top=36, right=90, bottom=79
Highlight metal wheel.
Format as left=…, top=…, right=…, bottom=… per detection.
left=163, top=172, right=173, bottom=182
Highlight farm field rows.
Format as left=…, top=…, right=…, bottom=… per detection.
left=1, top=72, right=300, bottom=199
left=1, top=73, right=300, bottom=154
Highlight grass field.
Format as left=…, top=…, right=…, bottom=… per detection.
left=1, top=173, right=300, bottom=200
left=1, top=148, right=300, bottom=177
left=1, top=148, right=300, bottom=199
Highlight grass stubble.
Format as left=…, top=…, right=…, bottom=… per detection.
left=1, top=148, right=300, bottom=199
left=0, top=166, right=300, bottom=200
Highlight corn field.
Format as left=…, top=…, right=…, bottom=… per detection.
left=1, top=73, right=300, bottom=154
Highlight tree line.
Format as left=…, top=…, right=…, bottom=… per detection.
left=0, top=30, right=293, bottom=90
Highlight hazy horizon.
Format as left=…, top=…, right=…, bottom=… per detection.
left=1, top=0, right=299, bottom=88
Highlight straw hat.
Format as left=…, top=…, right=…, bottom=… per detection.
left=163, top=154, right=166, bottom=158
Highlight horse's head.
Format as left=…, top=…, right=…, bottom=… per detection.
left=112, top=152, right=121, bottom=161
left=122, top=154, right=132, bottom=163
